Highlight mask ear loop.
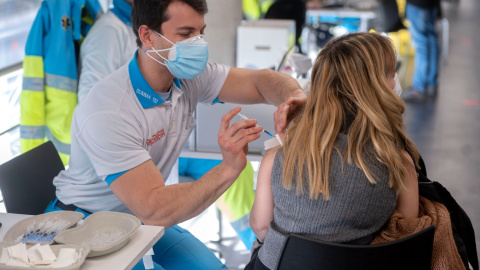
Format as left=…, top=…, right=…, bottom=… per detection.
left=144, top=48, right=177, bottom=76
left=154, top=31, right=175, bottom=46
left=144, top=31, right=177, bottom=66
left=145, top=46, right=169, bottom=66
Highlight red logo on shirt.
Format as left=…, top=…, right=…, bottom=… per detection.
left=147, top=129, right=165, bottom=146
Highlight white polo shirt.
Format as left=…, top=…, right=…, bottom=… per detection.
left=54, top=52, right=229, bottom=213
left=78, top=11, right=137, bottom=102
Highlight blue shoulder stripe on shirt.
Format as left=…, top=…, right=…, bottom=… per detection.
left=105, top=170, right=128, bottom=185
left=213, top=97, right=223, bottom=104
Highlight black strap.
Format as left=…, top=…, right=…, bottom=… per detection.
left=416, top=157, right=478, bottom=270
left=55, top=199, right=92, bottom=215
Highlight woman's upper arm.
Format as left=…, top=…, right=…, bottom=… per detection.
left=396, top=150, right=419, bottom=218
left=250, top=147, right=278, bottom=238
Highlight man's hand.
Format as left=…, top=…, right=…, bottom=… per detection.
left=273, top=89, right=307, bottom=140
left=218, top=107, right=263, bottom=178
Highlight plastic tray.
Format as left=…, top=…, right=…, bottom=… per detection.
left=54, top=211, right=141, bottom=257
left=0, top=242, right=89, bottom=270
left=2, top=211, right=85, bottom=245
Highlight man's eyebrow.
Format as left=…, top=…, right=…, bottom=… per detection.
left=175, top=25, right=207, bottom=32
left=176, top=26, right=196, bottom=32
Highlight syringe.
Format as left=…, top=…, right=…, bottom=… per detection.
left=238, top=113, right=274, bottom=137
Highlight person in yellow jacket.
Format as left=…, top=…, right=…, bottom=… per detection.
left=20, top=0, right=102, bottom=164
left=243, top=0, right=274, bottom=20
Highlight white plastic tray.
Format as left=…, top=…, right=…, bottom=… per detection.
left=2, top=211, right=85, bottom=245
left=54, top=211, right=141, bottom=257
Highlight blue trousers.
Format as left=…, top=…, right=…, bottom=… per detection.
left=179, top=157, right=257, bottom=250
left=406, top=3, right=439, bottom=92
left=45, top=201, right=227, bottom=270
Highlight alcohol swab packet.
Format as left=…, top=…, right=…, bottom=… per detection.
left=264, top=134, right=283, bottom=150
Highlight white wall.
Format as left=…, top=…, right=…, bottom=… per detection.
left=104, top=0, right=242, bottom=66
left=204, top=0, right=243, bottom=67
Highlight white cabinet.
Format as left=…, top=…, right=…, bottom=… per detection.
left=236, top=19, right=296, bottom=70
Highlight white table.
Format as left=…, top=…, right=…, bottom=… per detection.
left=0, top=213, right=164, bottom=270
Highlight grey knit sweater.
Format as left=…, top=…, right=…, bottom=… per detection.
left=258, top=134, right=397, bottom=269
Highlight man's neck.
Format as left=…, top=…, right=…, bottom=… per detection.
left=137, top=48, right=175, bottom=93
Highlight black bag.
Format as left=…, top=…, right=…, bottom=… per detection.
left=417, top=157, right=478, bottom=270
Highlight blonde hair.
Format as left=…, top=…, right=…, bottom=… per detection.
left=282, top=32, right=420, bottom=200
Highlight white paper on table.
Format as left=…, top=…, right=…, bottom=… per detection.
left=7, top=243, right=29, bottom=264
left=27, top=244, right=57, bottom=265
left=37, top=244, right=57, bottom=262
left=0, top=248, right=10, bottom=264
left=5, top=258, right=30, bottom=267
left=49, top=248, right=78, bottom=268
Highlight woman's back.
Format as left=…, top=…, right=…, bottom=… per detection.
left=258, top=134, right=397, bottom=269
left=248, top=33, right=421, bottom=270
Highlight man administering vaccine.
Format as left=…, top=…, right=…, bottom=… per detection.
left=49, top=0, right=306, bottom=269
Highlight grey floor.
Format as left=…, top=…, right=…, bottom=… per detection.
left=186, top=0, right=480, bottom=269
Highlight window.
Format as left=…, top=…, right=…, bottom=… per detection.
left=0, top=0, right=42, bottom=70
left=0, top=0, right=42, bottom=164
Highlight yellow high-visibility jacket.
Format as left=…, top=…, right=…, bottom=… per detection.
left=243, top=0, right=274, bottom=20
left=20, top=0, right=102, bottom=164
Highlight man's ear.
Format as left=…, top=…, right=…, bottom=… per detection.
left=138, top=25, right=154, bottom=48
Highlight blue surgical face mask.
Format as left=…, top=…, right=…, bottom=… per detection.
left=146, top=32, right=209, bottom=79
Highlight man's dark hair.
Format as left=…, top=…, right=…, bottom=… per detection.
left=131, top=0, right=208, bottom=47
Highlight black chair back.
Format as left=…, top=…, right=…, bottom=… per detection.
left=0, top=141, right=63, bottom=215
left=277, top=225, right=435, bottom=270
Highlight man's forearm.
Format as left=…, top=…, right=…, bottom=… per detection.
left=141, top=163, right=239, bottom=228
left=122, top=108, right=260, bottom=229
left=254, top=69, right=303, bottom=106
